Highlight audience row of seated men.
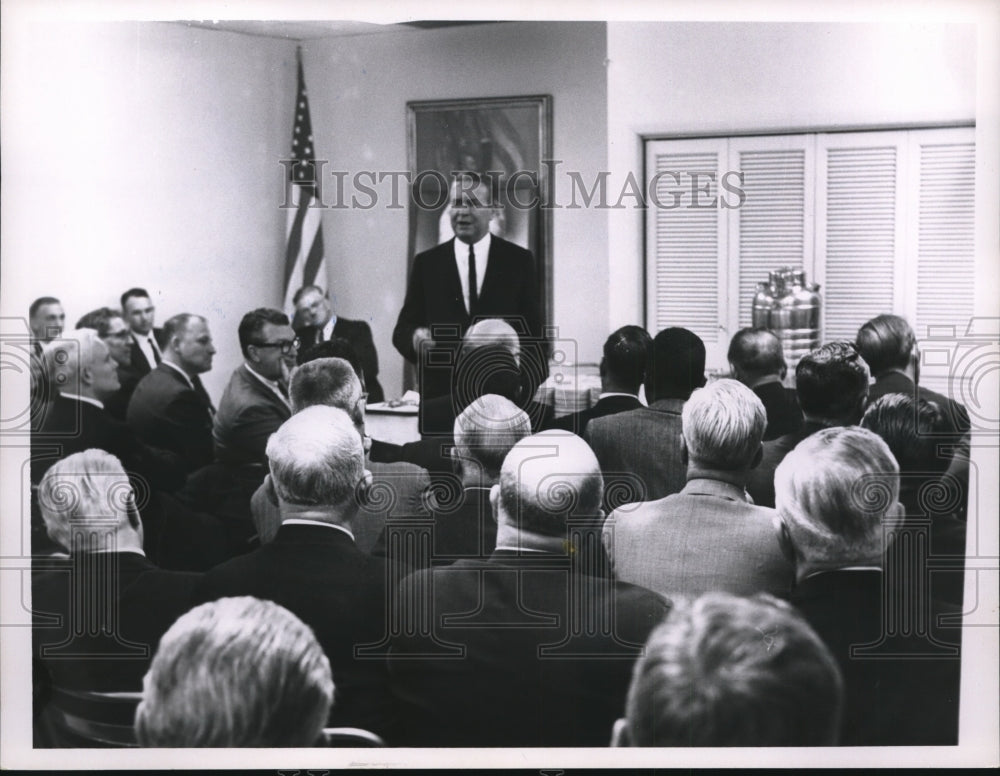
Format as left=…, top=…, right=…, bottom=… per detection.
left=28, top=288, right=968, bottom=747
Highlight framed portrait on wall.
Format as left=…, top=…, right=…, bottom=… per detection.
left=406, top=94, right=554, bottom=331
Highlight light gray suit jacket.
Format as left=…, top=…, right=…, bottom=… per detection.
left=602, top=477, right=794, bottom=600
left=585, top=398, right=687, bottom=506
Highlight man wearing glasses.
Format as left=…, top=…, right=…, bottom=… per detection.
left=213, top=308, right=299, bottom=465
left=75, top=307, right=139, bottom=420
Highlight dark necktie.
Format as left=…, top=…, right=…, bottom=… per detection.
left=149, top=336, right=161, bottom=365
left=468, top=243, right=478, bottom=315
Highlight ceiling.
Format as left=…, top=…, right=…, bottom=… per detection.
left=180, top=19, right=499, bottom=41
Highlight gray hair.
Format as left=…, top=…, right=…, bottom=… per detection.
left=41, top=328, right=104, bottom=395
left=265, top=405, right=364, bottom=507
left=775, top=426, right=900, bottom=568
left=453, top=394, right=532, bottom=480
left=623, top=592, right=842, bottom=746
left=681, top=379, right=767, bottom=470
left=36, top=449, right=133, bottom=553
left=135, top=596, right=333, bottom=747
left=288, top=357, right=363, bottom=423
left=464, top=318, right=520, bottom=361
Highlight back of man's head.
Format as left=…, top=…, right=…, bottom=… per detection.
left=297, top=336, right=362, bottom=376
left=645, top=328, right=707, bottom=402
left=135, top=596, right=333, bottom=747
left=727, top=327, right=786, bottom=384
left=775, top=426, right=900, bottom=572
left=601, top=325, right=652, bottom=395
left=288, top=356, right=363, bottom=420
left=453, top=394, right=531, bottom=482
left=497, top=431, right=603, bottom=540
left=795, top=341, right=870, bottom=425
left=266, top=405, right=364, bottom=511
left=37, top=449, right=141, bottom=553
left=682, top=379, right=766, bottom=472
left=464, top=318, right=520, bottom=360
left=855, top=314, right=915, bottom=377
left=615, top=592, right=843, bottom=747
left=42, top=328, right=103, bottom=397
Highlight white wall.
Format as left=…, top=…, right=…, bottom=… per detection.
left=606, top=22, right=977, bottom=327
left=1, top=21, right=297, bottom=399
left=303, top=21, right=609, bottom=397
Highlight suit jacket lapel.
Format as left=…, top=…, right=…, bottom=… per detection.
left=441, top=239, right=470, bottom=325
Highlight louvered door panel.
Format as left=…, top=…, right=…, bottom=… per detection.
left=819, top=143, right=901, bottom=343
left=645, top=140, right=726, bottom=361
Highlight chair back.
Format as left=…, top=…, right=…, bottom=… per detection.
left=40, top=687, right=142, bottom=747
left=319, top=726, right=386, bottom=747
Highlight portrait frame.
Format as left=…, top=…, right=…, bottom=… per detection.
left=406, top=94, right=554, bottom=332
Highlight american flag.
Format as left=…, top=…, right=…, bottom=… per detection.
left=282, top=53, right=326, bottom=314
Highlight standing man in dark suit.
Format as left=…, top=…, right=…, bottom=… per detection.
left=33, top=450, right=200, bottom=702
left=727, top=327, right=803, bottom=441
left=127, top=313, right=216, bottom=472
left=548, top=325, right=651, bottom=434
left=747, top=341, right=870, bottom=508
left=192, top=406, right=398, bottom=738
left=28, top=296, right=66, bottom=430
left=603, top=379, right=793, bottom=600
left=213, top=308, right=296, bottom=465
left=120, top=288, right=165, bottom=378
left=388, top=431, right=669, bottom=747
left=777, top=427, right=961, bottom=746
left=292, top=284, right=385, bottom=404
left=586, top=327, right=706, bottom=507
left=393, top=172, right=545, bottom=430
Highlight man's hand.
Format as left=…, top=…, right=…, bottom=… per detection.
left=412, top=327, right=435, bottom=353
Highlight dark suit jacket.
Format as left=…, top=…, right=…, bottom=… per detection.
left=190, top=523, right=400, bottom=737
left=753, top=380, right=803, bottom=441
left=546, top=393, right=642, bottom=434
left=868, top=370, right=971, bottom=435
left=392, top=236, right=544, bottom=408
left=127, top=328, right=166, bottom=378
left=603, top=477, right=794, bottom=599
left=126, top=364, right=215, bottom=472
left=372, top=486, right=497, bottom=566
left=746, top=420, right=827, bottom=508
left=296, top=317, right=385, bottom=404
left=32, top=395, right=186, bottom=492
left=212, top=364, right=291, bottom=465
left=33, top=551, right=200, bottom=693
left=790, top=569, right=961, bottom=746
left=585, top=398, right=687, bottom=506
left=387, top=549, right=669, bottom=747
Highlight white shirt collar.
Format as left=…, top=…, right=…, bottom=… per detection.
left=90, top=547, right=146, bottom=557
left=598, top=392, right=638, bottom=400
left=281, top=518, right=355, bottom=542
left=161, top=359, right=194, bottom=389
left=322, top=315, right=337, bottom=342
left=60, top=392, right=104, bottom=410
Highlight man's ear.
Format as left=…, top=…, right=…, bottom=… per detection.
left=750, top=442, right=764, bottom=470
left=777, top=517, right=797, bottom=565
left=356, top=469, right=374, bottom=507
left=611, top=717, right=631, bottom=748
left=79, top=364, right=94, bottom=389
left=490, top=483, right=501, bottom=525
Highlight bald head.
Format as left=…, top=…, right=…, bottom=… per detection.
left=497, top=431, right=604, bottom=540
left=464, top=318, right=520, bottom=361
left=727, top=328, right=786, bottom=385
left=453, top=394, right=531, bottom=482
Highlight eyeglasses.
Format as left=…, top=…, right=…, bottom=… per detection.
left=253, top=338, right=300, bottom=355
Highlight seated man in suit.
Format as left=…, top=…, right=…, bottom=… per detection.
left=603, top=379, right=793, bottom=599
left=75, top=307, right=136, bottom=420
left=862, top=393, right=967, bottom=606
left=727, top=327, right=802, bottom=441
left=586, top=327, right=706, bottom=507
left=127, top=313, right=217, bottom=472
left=193, top=406, right=398, bottom=738
left=120, top=287, right=165, bottom=378
left=29, top=296, right=66, bottom=430
left=777, top=427, right=962, bottom=746
left=250, top=356, right=430, bottom=554
left=213, top=308, right=296, bottom=465
left=388, top=431, right=669, bottom=747
left=747, top=341, right=870, bottom=508
left=612, top=592, right=843, bottom=747
left=373, top=394, right=531, bottom=566
left=292, top=284, right=385, bottom=404
left=135, top=596, right=334, bottom=748
left=548, top=324, right=651, bottom=435
left=33, top=450, right=201, bottom=738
